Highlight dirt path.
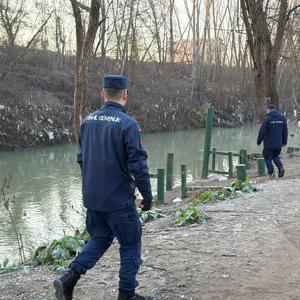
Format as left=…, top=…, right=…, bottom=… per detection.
left=1, top=156, right=300, bottom=300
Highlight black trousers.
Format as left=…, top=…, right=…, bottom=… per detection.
left=263, top=148, right=283, bottom=175
left=70, top=205, right=142, bottom=293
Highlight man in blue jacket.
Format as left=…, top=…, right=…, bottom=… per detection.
left=257, top=104, right=288, bottom=178
left=54, top=75, right=153, bottom=300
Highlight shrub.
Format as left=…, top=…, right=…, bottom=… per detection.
left=137, top=208, right=166, bottom=224
left=175, top=205, right=209, bottom=227
left=231, top=177, right=259, bottom=193
left=192, top=178, right=259, bottom=206
left=34, top=232, right=88, bottom=273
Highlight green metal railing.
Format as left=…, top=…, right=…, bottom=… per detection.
left=209, top=148, right=248, bottom=178
left=147, top=107, right=291, bottom=203
left=201, top=107, right=250, bottom=178
left=287, top=147, right=300, bottom=154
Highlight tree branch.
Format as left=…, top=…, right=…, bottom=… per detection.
left=272, top=0, right=288, bottom=64
left=0, top=11, right=53, bottom=81
left=240, top=0, right=255, bottom=66
left=77, top=1, right=91, bottom=12
left=286, top=4, right=300, bottom=22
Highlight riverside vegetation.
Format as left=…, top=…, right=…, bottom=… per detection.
left=175, top=177, right=259, bottom=226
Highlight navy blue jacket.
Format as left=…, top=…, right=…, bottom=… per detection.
left=257, top=110, right=288, bottom=150
left=77, top=101, right=153, bottom=211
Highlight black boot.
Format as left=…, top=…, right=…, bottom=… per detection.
left=278, top=167, right=285, bottom=178
left=53, top=269, right=80, bottom=300
left=118, top=290, right=153, bottom=300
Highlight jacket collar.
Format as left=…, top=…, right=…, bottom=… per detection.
left=267, top=110, right=278, bottom=117
left=100, top=101, right=126, bottom=112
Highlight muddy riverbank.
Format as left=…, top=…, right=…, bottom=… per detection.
left=0, top=47, right=254, bottom=151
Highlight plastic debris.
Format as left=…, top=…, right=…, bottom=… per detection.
left=173, top=197, right=182, bottom=203
left=218, top=176, right=228, bottom=181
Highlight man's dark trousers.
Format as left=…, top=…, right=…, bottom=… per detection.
left=263, top=148, right=283, bottom=175
left=70, top=205, right=142, bottom=293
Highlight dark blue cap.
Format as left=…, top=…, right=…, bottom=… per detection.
left=104, top=75, right=128, bottom=90
left=267, top=104, right=276, bottom=110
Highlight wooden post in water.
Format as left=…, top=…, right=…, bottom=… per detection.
left=236, top=164, right=247, bottom=182
left=257, top=158, right=266, bottom=176
left=228, top=151, right=233, bottom=178
left=181, top=164, right=187, bottom=198
left=157, top=168, right=165, bottom=204
left=212, top=148, right=216, bottom=171
left=202, top=107, right=214, bottom=179
left=166, top=153, right=174, bottom=191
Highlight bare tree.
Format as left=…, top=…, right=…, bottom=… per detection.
left=120, top=0, right=136, bottom=74
left=69, top=0, right=103, bottom=137
left=54, top=11, right=67, bottom=58
left=240, top=0, right=300, bottom=119
left=169, top=0, right=175, bottom=63
left=0, top=11, right=53, bottom=80
left=0, top=0, right=26, bottom=47
left=148, top=0, right=163, bottom=63
left=191, top=0, right=201, bottom=102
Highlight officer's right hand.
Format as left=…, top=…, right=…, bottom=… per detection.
left=140, top=200, right=151, bottom=211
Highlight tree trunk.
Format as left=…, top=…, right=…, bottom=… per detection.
left=240, top=0, right=289, bottom=121
left=70, top=0, right=101, bottom=138
left=169, top=0, right=175, bottom=63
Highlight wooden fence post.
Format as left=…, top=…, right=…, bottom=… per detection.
left=236, top=164, right=247, bottom=182
left=202, top=107, right=214, bottom=179
left=166, top=153, right=174, bottom=191
left=181, top=164, right=187, bottom=198
left=228, top=152, right=233, bottom=178
left=257, top=158, right=266, bottom=176
left=157, top=169, right=165, bottom=204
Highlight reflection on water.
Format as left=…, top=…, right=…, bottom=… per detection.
left=144, top=126, right=262, bottom=181
left=0, top=144, right=84, bottom=261
left=1, top=125, right=299, bottom=261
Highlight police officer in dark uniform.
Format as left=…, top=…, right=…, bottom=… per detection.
left=54, top=75, right=153, bottom=300
left=257, top=104, right=288, bottom=178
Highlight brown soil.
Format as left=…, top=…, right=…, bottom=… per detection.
left=1, top=155, right=300, bottom=300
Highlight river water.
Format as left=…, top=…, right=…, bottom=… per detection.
left=0, top=125, right=299, bottom=262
